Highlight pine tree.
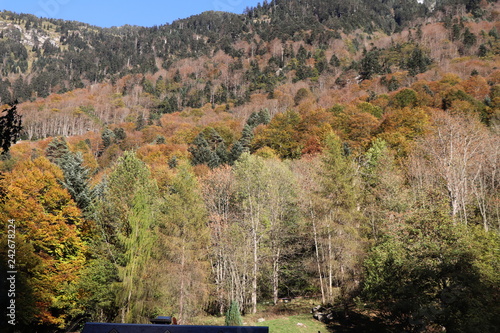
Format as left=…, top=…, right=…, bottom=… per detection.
left=229, top=141, right=244, bottom=164
left=56, top=152, right=95, bottom=213
left=240, top=124, right=254, bottom=151
left=0, top=102, right=22, bottom=156
left=189, top=133, right=217, bottom=167
left=246, top=112, right=261, bottom=127
left=258, top=108, right=271, bottom=125
left=224, top=301, right=243, bottom=326
left=101, top=128, right=115, bottom=149
left=329, top=54, right=340, bottom=67
left=45, top=136, right=69, bottom=163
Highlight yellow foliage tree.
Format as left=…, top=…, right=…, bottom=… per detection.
left=0, top=157, right=86, bottom=329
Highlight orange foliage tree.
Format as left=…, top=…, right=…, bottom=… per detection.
left=0, top=157, right=86, bottom=329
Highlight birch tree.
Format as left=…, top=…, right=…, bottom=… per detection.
left=233, top=153, right=270, bottom=314
left=264, top=158, right=299, bottom=305
left=410, top=112, right=489, bottom=225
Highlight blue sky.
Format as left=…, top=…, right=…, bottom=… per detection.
left=0, top=0, right=262, bottom=28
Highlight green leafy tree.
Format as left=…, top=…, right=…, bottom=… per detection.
left=316, top=133, right=366, bottom=304
left=157, top=163, right=211, bottom=323
left=361, top=138, right=408, bottom=240
left=74, top=258, right=119, bottom=323
left=233, top=153, right=270, bottom=314
left=364, top=211, right=500, bottom=332
left=98, top=151, right=159, bottom=323
left=263, top=158, right=299, bottom=305
left=252, top=110, right=303, bottom=159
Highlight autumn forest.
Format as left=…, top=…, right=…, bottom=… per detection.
left=0, top=0, right=499, bottom=332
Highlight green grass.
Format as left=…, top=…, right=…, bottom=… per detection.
left=192, top=299, right=329, bottom=332
left=254, top=314, right=328, bottom=333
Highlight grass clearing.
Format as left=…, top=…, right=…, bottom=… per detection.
left=254, top=314, right=328, bottom=333
left=192, top=298, right=329, bottom=332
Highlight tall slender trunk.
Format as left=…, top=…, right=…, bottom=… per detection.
left=252, top=226, right=258, bottom=314
left=179, top=245, right=186, bottom=323
left=311, top=204, right=325, bottom=304
left=327, top=224, right=333, bottom=303
left=272, top=248, right=280, bottom=305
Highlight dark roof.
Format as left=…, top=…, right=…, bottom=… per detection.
left=81, top=322, right=269, bottom=333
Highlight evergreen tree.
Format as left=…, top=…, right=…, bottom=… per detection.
left=359, top=49, right=382, bottom=81
left=56, top=152, right=95, bottom=213
left=135, top=114, right=145, bottom=130
left=240, top=124, right=254, bottom=151
left=113, top=127, right=127, bottom=142
left=258, top=108, right=271, bottom=125
left=45, top=136, right=69, bottom=163
left=101, top=128, right=115, bottom=148
left=189, top=133, right=217, bottom=167
left=246, top=112, right=260, bottom=127
left=405, top=47, right=432, bottom=76
left=229, top=141, right=244, bottom=164
left=0, top=102, right=22, bottom=156
left=224, top=301, right=243, bottom=326
left=329, top=54, right=340, bottom=67
left=215, top=143, right=229, bottom=166
left=463, top=27, right=477, bottom=48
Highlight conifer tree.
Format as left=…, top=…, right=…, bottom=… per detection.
left=240, top=124, right=254, bottom=151
left=224, top=301, right=243, bottom=326
left=229, top=141, right=244, bottom=165
left=258, top=108, right=271, bottom=125
left=101, top=128, right=115, bottom=149
left=0, top=102, right=22, bottom=156
left=56, top=152, right=95, bottom=213
left=189, top=133, right=219, bottom=167
left=45, top=136, right=69, bottom=163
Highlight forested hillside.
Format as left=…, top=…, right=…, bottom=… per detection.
left=0, top=0, right=499, bottom=332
